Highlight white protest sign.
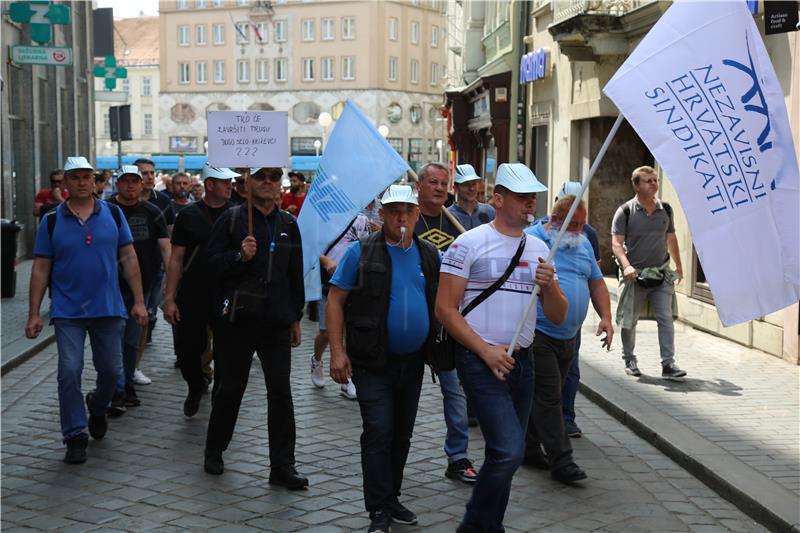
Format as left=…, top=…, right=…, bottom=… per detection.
left=207, top=111, right=289, bottom=168
left=603, top=1, right=800, bottom=326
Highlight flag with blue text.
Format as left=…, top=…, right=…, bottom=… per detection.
left=603, top=1, right=800, bottom=326
left=298, top=100, right=410, bottom=299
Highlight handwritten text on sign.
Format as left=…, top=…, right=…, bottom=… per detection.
left=207, top=111, right=288, bottom=167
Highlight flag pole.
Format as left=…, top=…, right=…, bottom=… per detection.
left=245, top=168, right=253, bottom=236
left=506, top=114, right=625, bottom=356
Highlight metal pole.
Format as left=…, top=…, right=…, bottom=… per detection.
left=506, top=114, right=625, bottom=355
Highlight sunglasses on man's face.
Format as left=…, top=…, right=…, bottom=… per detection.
left=250, top=174, right=281, bottom=182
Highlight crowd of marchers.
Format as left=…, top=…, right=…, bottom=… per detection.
left=25, top=155, right=685, bottom=533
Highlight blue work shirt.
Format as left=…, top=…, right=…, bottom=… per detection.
left=331, top=240, right=434, bottom=354
left=34, top=200, right=133, bottom=319
left=526, top=222, right=602, bottom=340
left=448, top=202, right=496, bottom=231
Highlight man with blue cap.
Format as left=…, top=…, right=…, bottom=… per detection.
left=437, top=163, right=568, bottom=533
left=327, top=184, right=441, bottom=533
left=25, top=156, right=148, bottom=465
left=163, top=164, right=235, bottom=417
left=448, top=164, right=496, bottom=231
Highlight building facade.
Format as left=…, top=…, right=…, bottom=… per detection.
left=159, top=0, right=448, bottom=172
left=95, top=17, right=161, bottom=159
left=1, top=2, right=95, bottom=257
left=516, top=0, right=798, bottom=362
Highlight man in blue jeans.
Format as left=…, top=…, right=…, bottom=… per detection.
left=437, top=163, right=567, bottom=532
left=25, top=156, right=148, bottom=465
left=328, top=185, right=441, bottom=533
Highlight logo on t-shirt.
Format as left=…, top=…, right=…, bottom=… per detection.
left=419, top=228, right=455, bottom=250
left=442, top=243, right=468, bottom=270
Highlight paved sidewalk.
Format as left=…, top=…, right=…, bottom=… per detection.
left=1, top=259, right=55, bottom=374
left=578, top=297, right=800, bottom=532
left=1, top=317, right=763, bottom=532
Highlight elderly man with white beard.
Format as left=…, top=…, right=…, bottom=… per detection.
left=523, top=195, right=614, bottom=484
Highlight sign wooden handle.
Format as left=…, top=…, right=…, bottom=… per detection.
left=245, top=169, right=253, bottom=236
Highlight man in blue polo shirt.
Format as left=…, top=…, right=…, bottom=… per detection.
left=523, top=195, right=613, bottom=483
left=25, top=156, right=148, bottom=465
left=327, top=185, right=441, bottom=533
left=448, top=164, right=495, bottom=231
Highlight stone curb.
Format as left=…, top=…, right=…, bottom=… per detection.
left=579, top=364, right=800, bottom=533
left=1, top=327, right=55, bottom=376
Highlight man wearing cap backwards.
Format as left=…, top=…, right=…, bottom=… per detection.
left=523, top=195, right=613, bottom=484
left=327, top=185, right=440, bottom=533
left=414, top=161, right=479, bottom=485
left=449, top=164, right=496, bottom=231
left=108, top=166, right=171, bottom=410
left=281, top=171, right=307, bottom=215
left=25, top=156, right=148, bottom=465
left=436, top=163, right=568, bottom=532
left=203, top=167, right=308, bottom=490
left=163, top=164, right=235, bottom=417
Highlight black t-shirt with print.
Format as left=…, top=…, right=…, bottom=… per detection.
left=414, top=211, right=461, bottom=254
left=171, top=201, right=231, bottom=291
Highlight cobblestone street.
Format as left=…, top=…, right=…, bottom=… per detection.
left=1, top=316, right=764, bottom=532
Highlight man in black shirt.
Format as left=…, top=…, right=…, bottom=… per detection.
left=202, top=167, right=307, bottom=491
left=163, top=164, right=235, bottom=417
left=109, top=166, right=170, bottom=408
left=415, top=163, right=462, bottom=255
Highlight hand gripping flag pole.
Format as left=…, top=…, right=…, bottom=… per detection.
left=506, top=114, right=625, bottom=356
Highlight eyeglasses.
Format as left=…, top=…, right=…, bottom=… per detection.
left=250, top=174, right=281, bottom=182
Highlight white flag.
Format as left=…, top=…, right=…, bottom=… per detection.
left=604, top=1, right=800, bottom=326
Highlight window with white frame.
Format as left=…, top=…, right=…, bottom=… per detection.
left=195, top=0, right=205, bottom=7
left=144, top=113, right=153, bottom=135
left=196, top=24, right=207, bottom=45
left=302, top=19, right=314, bottom=41
left=177, top=0, right=188, bottom=8
left=214, top=60, right=225, bottom=83
left=122, top=78, right=129, bottom=93
left=322, top=18, right=334, bottom=40
left=342, top=16, right=354, bottom=39
left=256, top=59, right=268, bottom=82
left=388, top=57, right=397, bottom=81
left=179, top=62, right=190, bottom=84
left=431, top=25, right=438, bottom=47
left=388, top=17, right=398, bottom=41
left=275, top=58, right=287, bottom=82
left=213, top=23, right=225, bottom=44
left=178, top=25, right=190, bottom=46
left=442, top=63, right=447, bottom=79
left=237, top=0, right=249, bottom=5
left=342, top=56, right=354, bottom=80
left=237, top=59, right=250, bottom=82
left=142, top=76, right=152, bottom=95
left=275, top=20, right=287, bottom=42
left=236, top=22, right=249, bottom=44
left=196, top=61, right=208, bottom=83
left=213, top=0, right=223, bottom=6
left=255, top=22, right=267, bottom=43
left=430, top=62, right=438, bottom=85
left=410, top=21, right=419, bottom=44
left=103, top=112, right=110, bottom=135
left=302, top=58, right=314, bottom=81
left=321, top=57, right=334, bottom=80
left=410, top=59, right=418, bottom=83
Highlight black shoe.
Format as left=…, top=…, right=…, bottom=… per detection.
left=85, top=393, right=109, bottom=439
left=445, top=458, right=478, bottom=483
left=269, top=465, right=309, bottom=490
left=107, top=391, right=127, bottom=417
left=523, top=449, right=550, bottom=470
left=624, top=360, right=642, bottom=377
left=64, top=434, right=88, bottom=464
left=204, top=449, right=224, bottom=475
left=386, top=499, right=417, bottom=525
left=183, top=389, right=203, bottom=417
left=367, top=509, right=391, bottom=533
left=124, top=384, right=141, bottom=407
left=551, top=462, right=588, bottom=484
left=662, top=363, right=687, bottom=380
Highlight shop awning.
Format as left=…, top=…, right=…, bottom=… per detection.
left=290, top=155, right=321, bottom=172
left=184, top=155, right=208, bottom=171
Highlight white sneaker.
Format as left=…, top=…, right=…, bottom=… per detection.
left=340, top=379, right=357, bottom=400
left=132, top=368, right=151, bottom=385
left=311, top=356, right=326, bottom=388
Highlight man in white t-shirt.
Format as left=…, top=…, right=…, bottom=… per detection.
left=436, top=163, right=568, bottom=533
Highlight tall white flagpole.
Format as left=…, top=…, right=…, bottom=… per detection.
left=506, top=114, right=626, bottom=356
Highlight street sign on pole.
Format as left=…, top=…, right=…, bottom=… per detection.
left=11, top=45, right=72, bottom=66
left=93, top=56, right=127, bottom=90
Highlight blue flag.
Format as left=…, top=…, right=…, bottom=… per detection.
left=298, top=100, right=410, bottom=300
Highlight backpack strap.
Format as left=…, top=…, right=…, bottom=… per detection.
left=46, top=211, right=57, bottom=240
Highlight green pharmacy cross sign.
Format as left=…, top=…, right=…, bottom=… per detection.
left=93, top=56, right=128, bottom=90
left=9, top=1, right=70, bottom=44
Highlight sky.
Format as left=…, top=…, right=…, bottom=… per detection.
left=96, top=0, right=160, bottom=19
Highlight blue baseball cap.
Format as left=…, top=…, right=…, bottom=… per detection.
left=454, top=164, right=481, bottom=184
left=495, top=163, right=547, bottom=193
left=559, top=181, right=582, bottom=197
